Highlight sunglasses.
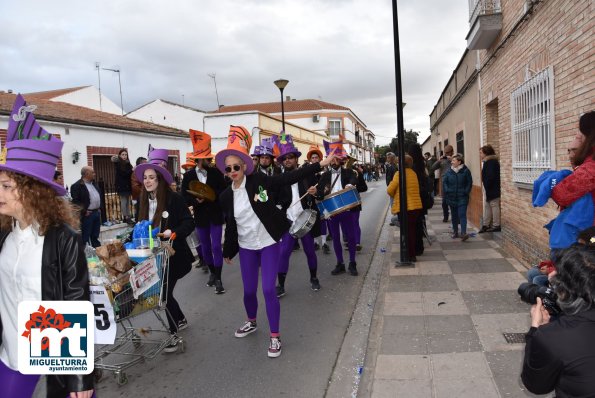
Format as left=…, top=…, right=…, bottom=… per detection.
left=225, top=164, right=242, bottom=173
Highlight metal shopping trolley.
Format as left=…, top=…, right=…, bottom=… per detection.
left=94, top=243, right=184, bottom=386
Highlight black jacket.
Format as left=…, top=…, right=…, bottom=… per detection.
left=181, top=166, right=227, bottom=227
left=279, top=167, right=322, bottom=237
left=220, top=162, right=322, bottom=259
left=522, top=308, right=595, bottom=397
left=0, top=224, right=93, bottom=397
left=114, top=162, right=133, bottom=194
left=481, top=155, right=501, bottom=201
left=385, top=163, right=396, bottom=186
left=71, top=179, right=105, bottom=217
left=315, top=167, right=358, bottom=200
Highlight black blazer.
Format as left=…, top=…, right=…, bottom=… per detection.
left=279, top=167, right=322, bottom=237
left=220, top=162, right=322, bottom=259
left=0, top=224, right=93, bottom=397
left=315, top=167, right=358, bottom=200
left=522, top=308, right=595, bottom=397
left=181, top=166, right=227, bottom=227
left=114, top=162, right=133, bottom=194
left=481, top=156, right=501, bottom=201
left=71, top=179, right=105, bottom=217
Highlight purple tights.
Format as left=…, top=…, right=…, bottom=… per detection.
left=196, top=224, right=223, bottom=267
left=328, top=211, right=357, bottom=263
left=278, top=231, right=317, bottom=274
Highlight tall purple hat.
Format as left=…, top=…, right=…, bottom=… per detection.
left=276, top=134, right=302, bottom=161
left=134, top=147, right=174, bottom=185
left=251, top=145, right=274, bottom=157
left=0, top=94, right=66, bottom=195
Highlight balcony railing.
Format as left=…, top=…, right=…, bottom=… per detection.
left=469, top=0, right=501, bottom=23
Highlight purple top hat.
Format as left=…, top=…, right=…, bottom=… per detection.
left=276, top=134, right=302, bottom=161
left=0, top=94, right=66, bottom=195
left=134, top=148, right=174, bottom=185
left=251, top=145, right=274, bottom=157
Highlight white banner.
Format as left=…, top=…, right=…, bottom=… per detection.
left=89, top=285, right=117, bottom=345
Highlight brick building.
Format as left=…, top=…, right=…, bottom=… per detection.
left=429, top=0, right=594, bottom=266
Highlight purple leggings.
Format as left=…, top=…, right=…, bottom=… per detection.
left=328, top=211, right=357, bottom=263
left=342, top=210, right=361, bottom=244
left=238, top=243, right=281, bottom=334
left=319, top=219, right=328, bottom=236
left=278, top=231, right=317, bottom=274
left=196, top=224, right=223, bottom=267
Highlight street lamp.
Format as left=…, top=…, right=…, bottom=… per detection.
left=274, top=79, right=289, bottom=133
left=102, top=67, right=124, bottom=115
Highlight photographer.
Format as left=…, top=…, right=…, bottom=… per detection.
left=521, top=245, right=595, bottom=397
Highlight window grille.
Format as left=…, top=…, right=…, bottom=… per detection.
left=511, top=66, right=555, bottom=184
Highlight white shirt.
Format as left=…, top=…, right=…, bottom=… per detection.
left=286, top=182, right=302, bottom=222
left=85, top=181, right=101, bottom=210
left=195, top=166, right=207, bottom=184
left=330, top=168, right=343, bottom=194
left=232, top=176, right=275, bottom=250
left=0, top=223, right=44, bottom=370
left=148, top=197, right=158, bottom=221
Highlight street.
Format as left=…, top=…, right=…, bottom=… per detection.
left=96, top=179, right=389, bottom=397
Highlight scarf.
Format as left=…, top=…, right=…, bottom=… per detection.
left=451, top=164, right=464, bottom=173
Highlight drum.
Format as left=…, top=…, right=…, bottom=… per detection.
left=289, top=209, right=318, bottom=239
left=188, top=180, right=216, bottom=202
left=316, top=186, right=361, bottom=219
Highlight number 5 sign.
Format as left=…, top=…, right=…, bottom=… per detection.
left=89, top=285, right=117, bottom=344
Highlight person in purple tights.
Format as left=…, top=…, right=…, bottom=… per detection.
left=316, top=140, right=359, bottom=276
left=182, top=130, right=228, bottom=294
left=216, top=126, right=336, bottom=358
left=275, top=136, right=322, bottom=298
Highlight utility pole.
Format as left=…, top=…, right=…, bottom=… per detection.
left=102, top=67, right=124, bottom=115
left=95, top=62, right=103, bottom=111
left=208, top=73, right=220, bottom=109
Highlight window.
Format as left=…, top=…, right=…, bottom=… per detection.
left=329, top=120, right=342, bottom=137
left=456, top=131, right=464, bottom=156
left=511, top=66, right=555, bottom=184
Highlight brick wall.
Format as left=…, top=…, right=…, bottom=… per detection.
left=479, top=0, right=594, bottom=266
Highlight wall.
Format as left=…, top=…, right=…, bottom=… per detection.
left=477, top=0, right=594, bottom=265
left=56, top=86, right=122, bottom=115
left=126, top=99, right=206, bottom=131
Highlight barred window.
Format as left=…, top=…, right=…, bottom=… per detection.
left=511, top=66, right=555, bottom=184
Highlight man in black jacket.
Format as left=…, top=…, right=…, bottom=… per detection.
left=71, top=166, right=104, bottom=247
left=479, top=145, right=501, bottom=232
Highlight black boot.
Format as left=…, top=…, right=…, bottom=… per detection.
left=214, top=266, right=225, bottom=294
left=331, top=263, right=346, bottom=275
left=206, top=265, right=216, bottom=287
left=277, top=273, right=287, bottom=298
left=348, top=261, right=358, bottom=276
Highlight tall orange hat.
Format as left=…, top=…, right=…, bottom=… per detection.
left=214, top=125, right=254, bottom=175
left=181, top=152, right=197, bottom=170
left=189, top=129, right=214, bottom=159
left=306, top=144, right=323, bottom=161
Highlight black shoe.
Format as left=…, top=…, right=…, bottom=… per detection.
left=293, top=241, right=300, bottom=251
left=177, top=318, right=188, bottom=331
left=322, top=243, right=330, bottom=254
left=215, top=280, right=226, bottom=294
left=276, top=285, right=286, bottom=298
left=201, top=263, right=209, bottom=273
left=348, top=262, right=358, bottom=276
left=356, top=244, right=362, bottom=252
left=486, top=226, right=501, bottom=232
left=443, top=218, right=449, bottom=223
left=331, top=263, right=346, bottom=275
left=310, top=278, right=321, bottom=291
left=314, top=243, right=320, bottom=251
left=206, top=273, right=216, bottom=287
left=478, top=226, right=490, bottom=234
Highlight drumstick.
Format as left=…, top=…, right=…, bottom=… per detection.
left=288, top=183, right=318, bottom=209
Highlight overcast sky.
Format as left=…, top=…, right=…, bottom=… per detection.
left=0, top=0, right=470, bottom=145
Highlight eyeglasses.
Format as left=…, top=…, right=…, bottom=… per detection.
left=225, top=164, right=242, bottom=173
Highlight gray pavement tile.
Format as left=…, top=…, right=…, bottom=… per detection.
left=380, top=333, right=428, bottom=355
left=439, top=241, right=494, bottom=250
left=432, top=352, right=492, bottom=379
left=422, top=291, right=469, bottom=315
left=427, top=330, right=482, bottom=354
left=454, top=272, right=527, bottom=291
left=462, top=290, right=529, bottom=314
left=433, top=377, right=500, bottom=398
left=382, top=316, right=425, bottom=334
left=485, top=351, right=551, bottom=397
left=388, top=275, right=458, bottom=292
left=448, top=258, right=518, bottom=274
left=418, top=261, right=451, bottom=275
left=472, top=313, right=531, bottom=352
left=371, top=379, right=433, bottom=398
left=444, top=248, right=504, bottom=260
left=383, top=292, right=424, bottom=316
left=425, top=315, right=475, bottom=333
left=374, top=355, right=431, bottom=380
left=416, top=253, right=447, bottom=261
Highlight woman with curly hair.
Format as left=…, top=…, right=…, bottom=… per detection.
left=0, top=95, right=93, bottom=397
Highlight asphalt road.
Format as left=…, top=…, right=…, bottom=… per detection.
left=96, top=179, right=389, bottom=398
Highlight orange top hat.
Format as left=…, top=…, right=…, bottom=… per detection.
left=182, top=152, right=197, bottom=170
left=215, top=125, right=254, bottom=175
left=306, top=145, right=323, bottom=161
left=189, top=129, right=214, bottom=159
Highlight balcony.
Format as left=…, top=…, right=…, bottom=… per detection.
left=466, top=0, right=502, bottom=50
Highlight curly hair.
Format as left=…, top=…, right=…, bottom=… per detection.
left=551, top=245, right=595, bottom=315
left=0, top=171, right=80, bottom=234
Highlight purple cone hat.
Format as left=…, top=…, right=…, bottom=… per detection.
left=276, top=134, right=302, bottom=161
left=0, top=94, right=66, bottom=195
left=134, top=148, right=174, bottom=185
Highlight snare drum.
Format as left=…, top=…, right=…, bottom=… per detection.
left=289, top=209, right=318, bottom=238
left=316, top=186, right=361, bottom=219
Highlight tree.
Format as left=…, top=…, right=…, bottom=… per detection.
left=374, top=145, right=392, bottom=163
left=389, top=129, right=420, bottom=155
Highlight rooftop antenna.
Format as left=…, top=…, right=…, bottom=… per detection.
left=208, top=73, right=220, bottom=109
left=95, top=61, right=103, bottom=111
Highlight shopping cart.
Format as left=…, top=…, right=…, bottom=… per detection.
left=94, top=244, right=184, bottom=386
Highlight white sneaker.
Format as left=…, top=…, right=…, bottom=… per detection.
left=235, top=321, right=257, bottom=338
left=268, top=337, right=282, bottom=358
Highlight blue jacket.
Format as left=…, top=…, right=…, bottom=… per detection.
left=442, top=165, right=472, bottom=206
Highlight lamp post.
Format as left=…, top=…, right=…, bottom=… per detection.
left=274, top=79, right=289, bottom=133
left=102, top=67, right=124, bottom=115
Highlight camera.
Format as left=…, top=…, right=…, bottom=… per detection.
left=517, top=282, right=561, bottom=315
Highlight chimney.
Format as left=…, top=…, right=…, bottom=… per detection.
left=7, top=89, right=13, bottom=94
left=286, top=96, right=290, bottom=101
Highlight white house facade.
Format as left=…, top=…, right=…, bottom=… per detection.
left=126, top=99, right=207, bottom=132
left=26, top=86, right=123, bottom=115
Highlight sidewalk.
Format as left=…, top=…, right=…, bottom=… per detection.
left=359, top=199, right=553, bottom=398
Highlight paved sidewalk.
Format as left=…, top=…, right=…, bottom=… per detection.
left=360, top=200, right=553, bottom=398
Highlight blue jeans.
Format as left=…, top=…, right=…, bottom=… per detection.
left=82, top=209, right=101, bottom=247
left=449, top=203, right=468, bottom=235
left=527, top=267, right=549, bottom=286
